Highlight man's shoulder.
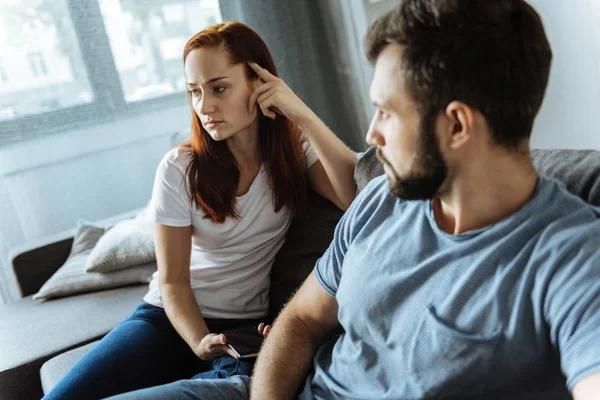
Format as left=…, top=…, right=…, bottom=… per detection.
left=351, top=175, right=395, bottom=213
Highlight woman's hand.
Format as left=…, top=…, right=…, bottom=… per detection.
left=194, top=333, right=238, bottom=360
left=248, top=62, right=315, bottom=125
left=258, top=322, right=272, bottom=338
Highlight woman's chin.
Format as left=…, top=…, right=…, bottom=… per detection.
left=207, top=130, right=231, bottom=142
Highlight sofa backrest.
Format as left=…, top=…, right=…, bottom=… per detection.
left=268, top=189, right=344, bottom=321
left=13, top=147, right=600, bottom=305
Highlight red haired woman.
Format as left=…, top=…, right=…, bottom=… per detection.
left=43, top=21, right=357, bottom=400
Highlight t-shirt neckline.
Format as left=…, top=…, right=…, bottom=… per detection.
left=425, top=177, right=548, bottom=241
left=236, top=163, right=265, bottom=200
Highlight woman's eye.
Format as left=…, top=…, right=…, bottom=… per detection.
left=214, top=86, right=226, bottom=94
left=189, top=89, right=201, bottom=97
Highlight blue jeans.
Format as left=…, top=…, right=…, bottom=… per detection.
left=43, top=302, right=262, bottom=400
left=104, top=374, right=317, bottom=400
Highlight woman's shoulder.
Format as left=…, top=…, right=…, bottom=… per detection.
left=160, top=145, right=194, bottom=173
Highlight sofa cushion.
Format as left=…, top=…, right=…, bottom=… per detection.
left=10, top=208, right=144, bottom=297
left=530, top=149, right=600, bottom=206
left=0, top=286, right=147, bottom=400
left=0, top=286, right=147, bottom=372
left=354, top=146, right=384, bottom=193
left=354, top=146, right=600, bottom=206
left=86, top=208, right=155, bottom=273
left=33, top=220, right=156, bottom=301
left=268, top=189, right=344, bottom=321
left=40, top=341, right=98, bottom=395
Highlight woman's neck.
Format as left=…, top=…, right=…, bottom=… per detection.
left=226, top=118, right=261, bottom=170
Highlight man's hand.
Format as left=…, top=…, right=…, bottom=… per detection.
left=258, top=322, right=272, bottom=338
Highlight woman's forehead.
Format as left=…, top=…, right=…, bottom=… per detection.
left=184, top=48, right=244, bottom=84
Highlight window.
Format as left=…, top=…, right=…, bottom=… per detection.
left=0, top=0, right=93, bottom=122
left=27, top=52, right=49, bottom=77
left=0, top=60, right=7, bottom=83
left=98, top=0, right=221, bottom=102
left=0, top=0, right=222, bottom=143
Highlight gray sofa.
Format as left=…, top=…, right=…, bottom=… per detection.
left=1, top=147, right=599, bottom=400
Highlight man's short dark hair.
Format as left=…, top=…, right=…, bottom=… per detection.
left=365, top=0, right=552, bottom=149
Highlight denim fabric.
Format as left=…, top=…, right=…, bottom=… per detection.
left=43, top=302, right=261, bottom=400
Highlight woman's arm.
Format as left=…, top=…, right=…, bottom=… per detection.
left=301, top=115, right=357, bottom=211
left=155, top=223, right=235, bottom=360
left=248, top=62, right=357, bottom=210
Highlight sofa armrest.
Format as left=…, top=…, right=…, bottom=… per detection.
left=10, top=235, right=74, bottom=298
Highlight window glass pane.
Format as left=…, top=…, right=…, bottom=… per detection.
left=0, top=0, right=94, bottom=120
left=99, top=0, right=222, bottom=103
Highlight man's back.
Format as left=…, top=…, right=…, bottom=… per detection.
left=307, top=175, right=600, bottom=399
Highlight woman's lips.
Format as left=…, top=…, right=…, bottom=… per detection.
left=205, top=121, right=224, bottom=128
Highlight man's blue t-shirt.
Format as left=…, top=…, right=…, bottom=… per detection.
left=307, top=175, right=600, bottom=399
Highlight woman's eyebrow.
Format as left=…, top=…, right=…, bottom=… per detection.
left=187, top=76, right=229, bottom=87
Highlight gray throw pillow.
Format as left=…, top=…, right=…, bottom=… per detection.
left=354, top=146, right=384, bottom=193
left=85, top=208, right=155, bottom=273
left=33, top=220, right=156, bottom=301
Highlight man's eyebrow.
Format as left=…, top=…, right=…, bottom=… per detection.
left=372, top=99, right=388, bottom=109
left=186, top=76, right=229, bottom=87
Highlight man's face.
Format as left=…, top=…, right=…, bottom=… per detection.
left=366, top=44, right=448, bottom=201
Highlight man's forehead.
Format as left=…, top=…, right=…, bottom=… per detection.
left=370, top=43, right=406, bottom=107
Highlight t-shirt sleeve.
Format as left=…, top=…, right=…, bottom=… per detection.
left=313, top=178, right=381, bottom=297
left=301, top=134, right=319, bottom=171
left=148, top=152, right=192, bottom=227
left=544, top=234, right=600, bottom=390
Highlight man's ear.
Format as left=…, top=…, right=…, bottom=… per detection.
left=445, top=101, right=474, bottom=150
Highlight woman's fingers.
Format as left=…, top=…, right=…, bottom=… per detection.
left=207, top=333, right=227, bottom=349
left=248, top=62, right=277, bottom=82
left=248, top=81, right=276, bottom=113
left=257, top=93, right=278, bottom=119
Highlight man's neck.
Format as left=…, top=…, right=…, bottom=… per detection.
left=433, top=154, right=539, bottom=235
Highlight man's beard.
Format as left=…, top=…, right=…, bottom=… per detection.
left=377, top=112, right=448, bottom=201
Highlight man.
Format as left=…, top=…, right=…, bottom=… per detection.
left=110, top=1, right=600, bottom=399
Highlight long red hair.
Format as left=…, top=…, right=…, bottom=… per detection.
left=181, top=21, right=308, bottom=224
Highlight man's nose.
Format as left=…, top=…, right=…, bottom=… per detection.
left=366, top=117, right=384, bottom=147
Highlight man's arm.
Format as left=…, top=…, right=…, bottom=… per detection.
left=251, top=272, right=340, bottom=399
left=572, top=370, right=600, bottom=400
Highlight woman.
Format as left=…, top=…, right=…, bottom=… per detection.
left=44, top=21, right=356, bottom=400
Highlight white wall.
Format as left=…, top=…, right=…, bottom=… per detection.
left=0, top=105, right=190, bottom=303
left=357, top=0, right=600, bottom=150
left=528, top=0, right=600, bottom=150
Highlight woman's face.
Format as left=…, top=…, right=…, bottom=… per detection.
left=184, top=47, right=258, bottom=141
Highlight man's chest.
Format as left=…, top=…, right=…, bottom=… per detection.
left=333, top=234, right=552, bottom=397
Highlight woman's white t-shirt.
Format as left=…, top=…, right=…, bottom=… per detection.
left=144, top=141, right=318, bottom=319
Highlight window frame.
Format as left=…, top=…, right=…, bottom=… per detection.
left=0, top=0, right=200, bottom=146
